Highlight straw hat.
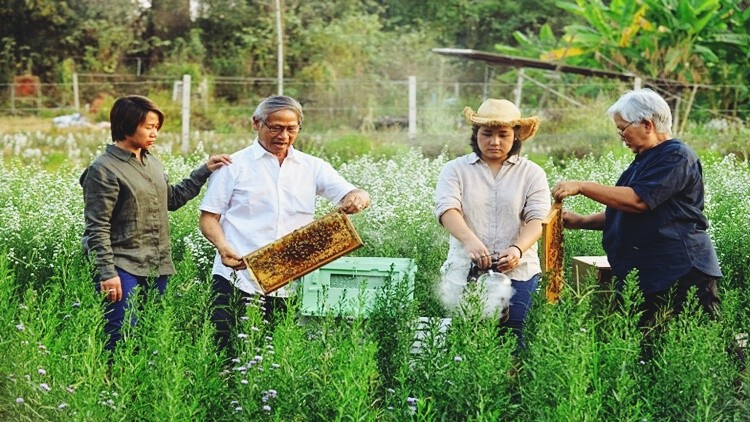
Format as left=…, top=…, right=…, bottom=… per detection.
left=463, top=99, right=540, bottom=141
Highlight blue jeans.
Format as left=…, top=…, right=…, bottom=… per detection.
left=500, top=273, right=540, bottom=352
left=94, top=268, right=168, bottom=352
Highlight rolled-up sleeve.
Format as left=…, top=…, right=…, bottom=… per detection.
left=521, top=166, right=551, bottom=222
left=200, top=164, right=235, bottom=215
left=434, top=161, right=463, bottom=221
left=316, top=160, right=357, bottom=205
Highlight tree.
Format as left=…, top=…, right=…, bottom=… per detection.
left=501, top=0, right=749, bottom=86
left=0, top=0, right=79, bottom=82
left=376, top=0, right=569, bottom=51
left=195, top=0, right=274, bottom=77
left=147, top=0, right=192, bottom=64
left=501, top=0, right=750, bottom=119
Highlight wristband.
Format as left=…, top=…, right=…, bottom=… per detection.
left=509, top=244, right=523, bottom=259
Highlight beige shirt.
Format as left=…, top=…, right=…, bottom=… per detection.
left=434, top=153, right=550, bottom=281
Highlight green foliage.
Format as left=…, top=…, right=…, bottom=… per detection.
left=317, top=134, right=374, bottom=165
left=4, top=0, right=748, bottom=127
left=195, top=0, right=273, bottom=80
left=0, top=252, right=110, bottom=420
left=643, top=293, right=739, bottom=419
left=109, top=261, right=227, bottom=420
left=409, top=305, right=516, bottom=419
left=81, top=23, right=137, bottom=74
left=369, top=263, right=420, bottom=390
left=378, top=0, right=567, bottom=51
left=1, top=147, right=749, bottom=419
left=0, top=0, right=79, bottom=81
left=148, top=29, right=207, bottom=80
left=499, top=0, right=750, bottom=120
left=0, top=252, right=18, bottom=376
left=701, top=154, right=750, bottom=290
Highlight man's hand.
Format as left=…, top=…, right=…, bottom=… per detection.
left=337, top=189, right=371, bottom=214
left=219, top=247, right=246, bottom=270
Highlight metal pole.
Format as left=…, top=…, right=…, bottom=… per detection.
left=73, top=72, right=80, bottom=112
left=181, top=74, right=191, bottom=154
left=275, top=0, right=283, bottom=95
left=408, top=75, right=417, bottom=140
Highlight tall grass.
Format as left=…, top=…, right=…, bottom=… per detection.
left=0, top=144, right=747, bottom=419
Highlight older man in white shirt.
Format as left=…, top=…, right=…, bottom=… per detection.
left=200, top=95, right=370, bottom=351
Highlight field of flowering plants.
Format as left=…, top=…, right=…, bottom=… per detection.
left=0, top=132, right=748, bottom=420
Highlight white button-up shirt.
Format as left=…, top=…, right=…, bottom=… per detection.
left=434, top=153, right=551, bottom=282
left=200, top=140, right=356, bottom=295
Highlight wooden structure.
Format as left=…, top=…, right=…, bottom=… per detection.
left=431, top=48, right=696, bottom=134
left=242, top=211, right=363, bottom=294
left=571, top=256, right=612, bottom=291
left=541, top=201, right=564, bottom=303
left=433, top=48, right=639, bottom=82
left=10, top=75, right=42, bottom=113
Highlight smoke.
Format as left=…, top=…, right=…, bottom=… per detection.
left=437, top=257, right=514, bottom=320
left=476, top=272, right=514, bottom=319
left=436, top=264, right=467, bottom=312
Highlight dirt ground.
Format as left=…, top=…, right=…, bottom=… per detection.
left=0, top=116, right=56, bottom=133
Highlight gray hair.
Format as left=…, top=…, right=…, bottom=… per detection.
left=252, top=95, right=304, bottom=124
left=606, top=88, right=672, bottom=135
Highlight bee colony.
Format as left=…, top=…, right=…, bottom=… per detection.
left=243, top=210, right=363, bottom=294
left=541, top=201, right=564, bottom=303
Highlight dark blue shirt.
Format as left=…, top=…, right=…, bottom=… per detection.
left=602, top=139, right=721, bottom=293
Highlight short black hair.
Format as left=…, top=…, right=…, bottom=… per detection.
left=469, top=125, right=522, bottom=158
left=110, top=95, right=165, bottom=142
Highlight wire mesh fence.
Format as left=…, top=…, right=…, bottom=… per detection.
left=1, top=71, right=746, bottom=161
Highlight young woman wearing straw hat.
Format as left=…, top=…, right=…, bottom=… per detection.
left=434, top=98, right=551, bottom=350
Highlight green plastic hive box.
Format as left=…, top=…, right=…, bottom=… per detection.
left=299, top=257, right=416, bottom=316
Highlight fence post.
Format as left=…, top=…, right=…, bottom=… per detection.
left=275, top=0, right=284, bottom=95
left=483, top=65, right=489, bottom=99
left=201, top=77, right=209, bottom=114
left=408, top=75, right=417, bottom=140
left=514, top=68, right=525, bottom=107
left=181, top=74, right=191, bottom=154
left=73, top=72, right=80, bottom=111
left=634, top=77, right=641, bottom=90
left=10, top=83, right=14, bottom=114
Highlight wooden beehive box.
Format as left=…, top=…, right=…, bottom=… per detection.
left=243, top=210, right=363, bottom=294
